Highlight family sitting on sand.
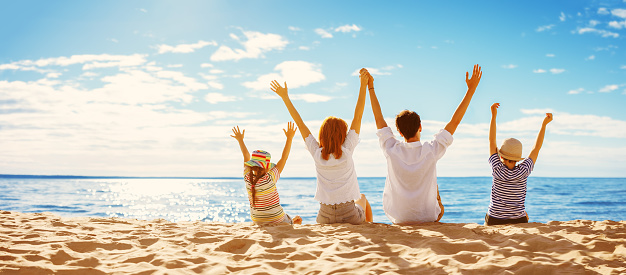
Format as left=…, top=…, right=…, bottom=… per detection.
left=231, top=65, right=553, bottom=226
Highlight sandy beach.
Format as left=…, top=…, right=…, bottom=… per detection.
left=0, top=211, right=624, bottom=274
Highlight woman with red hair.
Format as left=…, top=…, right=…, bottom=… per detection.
left=270, top=69, right=373, bottom=224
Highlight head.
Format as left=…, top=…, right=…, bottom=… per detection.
left=395, top=110, right=421, bottom=141
left=244, top=150, right=275, bottom=205
left=498, top=138, right=524, bottom=169
left=319, top=116, right=348, bottom=160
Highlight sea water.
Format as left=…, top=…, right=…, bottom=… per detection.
left=0, top=176, right=625, bottom=224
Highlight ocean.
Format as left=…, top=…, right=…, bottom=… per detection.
left=1, top=176, right=625, bottom=224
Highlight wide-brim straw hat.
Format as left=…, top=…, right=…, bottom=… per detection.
left=244, top=150, right=276, bottom=170
left=498, top=138, right=525, bottom=161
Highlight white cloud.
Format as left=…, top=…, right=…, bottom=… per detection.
left=288, top=26, right=301, bottom=31
left=568, top=88, right=584, bottom=95
left=350, top=65, right=402, bottom=76
left=612, top=8, right=626, bottom=18
left=576, top=27, right=619, bottom=38
left=314, top=28, right=333, bottom=38
left=599, top=84, right=620, bottom=93
left=139, top=8, right=147, bottom=13
left=290, top=93, right=332, bottom=103
left=209, top=69, right=224, bottom=74
left=546, top=53, right=555, bottom=57
left=210, top=30, right=288, bottom=61
left=156, top=40, right=217, bottom=54
left=533, top=69, right=547, bottom=73
left=608, top=20, right=626, bottom=29
left=621, top=65, right=626, bottom=69
left=200, top=63, right=214, bottom=68
left=242, top=61, right=325, bottom=91
left=334, top=24, right=361, bottom=33
left=560, top=12, right=566, bottom=21
left=0, top=54, right=148, bottom=73
left=205, top=92, right=239, bottom=104
left=536, top=24, right=555, bottom=32
left=167, top=64, right=183, bottom=68
left=598, top=7, right=610, bottom=15
left=550, top=68, right=565, bottom=74
left=589, top=20, right=600, bottom=27
left=520, top=108, right=555, bottom=115
left=586, top=55, right=595, bottom=60
left=299, top=46, right=310, bottom=51
left=501, top=64, right=517, bottom=69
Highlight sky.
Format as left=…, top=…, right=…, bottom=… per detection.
left=0, top=0, right=625, bottom=178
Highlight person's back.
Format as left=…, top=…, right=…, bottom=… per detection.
left=379, top=127, right=452, bottom=223
left=367, top=65, right=482, bottom=224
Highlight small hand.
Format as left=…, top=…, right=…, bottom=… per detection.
left=270, top=80, right=288, bottom=99
left=544, top=113, right=553, bottom=124
left=283, top=121, right=297, bottom=139
left=366, top=71, right=374, bottom=89
left=491, top=103, right=500, bottom=116
left=466, top=64, right=482, bottom=90
left=230, top=126, right=245, bottom=141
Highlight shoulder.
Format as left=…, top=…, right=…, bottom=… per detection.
left=434, top=129, right=453, bottom=145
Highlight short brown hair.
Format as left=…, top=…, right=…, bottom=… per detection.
left=319, top=116, right=348, bottom=160
left=395, top=110, right=421, bottom=139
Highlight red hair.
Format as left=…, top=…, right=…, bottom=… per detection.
left=319, top=116, right=348, bottom=160
left=247, top=166, right=266, bottom=206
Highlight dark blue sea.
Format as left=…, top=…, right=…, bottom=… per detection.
left=1, top=176, right=624, bottom=224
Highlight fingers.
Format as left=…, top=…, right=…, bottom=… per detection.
left=466, top=71, right=469, bottom=81
left=284, top=81, right=288, bottom=89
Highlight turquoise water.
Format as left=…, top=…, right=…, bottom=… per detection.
left=0, top=176, right=624, bottom=224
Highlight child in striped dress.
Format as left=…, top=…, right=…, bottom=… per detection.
left=486, top=103, right=553, bottom=226
left=231, top=122, right=302, bottom=225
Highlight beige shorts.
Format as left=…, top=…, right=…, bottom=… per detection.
left=316, top=201, right=366, bottom=225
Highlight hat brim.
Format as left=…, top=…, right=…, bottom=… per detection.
left=497, top=150, right=524, bottom=161
left=244, top=160, right=276, bottom=170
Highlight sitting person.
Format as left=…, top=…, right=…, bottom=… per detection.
left=485, top=102, right=553, bottom=226
left=231, top=122, right=302, bottom=225
left=366, top=65, right=482, bottom=224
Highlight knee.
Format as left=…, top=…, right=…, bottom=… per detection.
left=360, top=193, right=366, bottom=200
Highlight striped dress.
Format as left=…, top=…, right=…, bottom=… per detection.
left=487, top=153, right=534, bottom=219
left=243, top=166, right=286, bottom=224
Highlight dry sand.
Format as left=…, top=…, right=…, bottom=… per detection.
left=0, top=210, right=625, bottom=274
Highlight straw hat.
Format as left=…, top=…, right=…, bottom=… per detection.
left=498, top=138, right=524, bottom=161
left=245, top=150, right=276, bottom=170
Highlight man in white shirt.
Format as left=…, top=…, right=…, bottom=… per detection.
left=366, top=64, right=482, bottom=224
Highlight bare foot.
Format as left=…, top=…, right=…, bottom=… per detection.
left=293, top=215, right=302, bottom=225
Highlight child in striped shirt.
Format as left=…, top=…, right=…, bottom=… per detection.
left=231, top=122, right=302, bottom=225
left=486, top=103, right=553, bottom=226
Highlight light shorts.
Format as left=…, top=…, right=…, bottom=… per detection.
left=316, top=201, right=366, bottom=225
left=283, top=214, right=294, bottom=225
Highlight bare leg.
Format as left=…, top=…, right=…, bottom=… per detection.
left=436, top=185, right=444, bottom=222
left=355, top=193, right=373, bottom=223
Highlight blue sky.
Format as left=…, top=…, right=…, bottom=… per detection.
left=0, top=0, right=625, bottom=177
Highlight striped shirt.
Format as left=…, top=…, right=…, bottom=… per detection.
left=243, top=166, right=286, bottom=224
left=487, top=153, right=534, bottom=219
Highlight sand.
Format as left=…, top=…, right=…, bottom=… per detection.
left=0, top=211, right=625, bottom=274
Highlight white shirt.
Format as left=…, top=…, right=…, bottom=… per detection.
left=305, top=129, right=361, bottom=205
left=377, top=127, right=453, bottom=223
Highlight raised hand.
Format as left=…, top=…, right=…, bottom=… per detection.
left=491, top=103, right=500, bottom=116
left=359, top=68, right=369, bottom=86
left=270, top=80, right=288, bottom=99
left=230, top=126, right=245, bottom=141
left=366, top=71, right=374, bottom=89
left=466, top=64, right=482, bottom=91
left=283, top=121, right=297, bottom=139
left=544, top=113, right=553, bottom=125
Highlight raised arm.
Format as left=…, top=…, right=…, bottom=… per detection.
left=444, top=64, right=482, bottom=135
left=271, top=80, right=312, bottom=141
left=366, top=71, right=388, bottom=129
left=489, top=103, right=499, bottom=155
left=230, top=126, right=250, bottom=162
left=527, top=113, right=553, bottom=163
left=275, top=121, right=297, bottom=173
left=350, top=68, right=369, bottom=134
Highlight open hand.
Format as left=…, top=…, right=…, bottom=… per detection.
left=283, top=121, right=297, bottom=139
left=466, top=64, right=482, bottom=90
left=491, top=103, right=500, bottom=116
left=544, top=113, right=553, bottom=124
left=230, top=126, right=245, bottom=141
left=270, top=80, right=288, bottom=99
